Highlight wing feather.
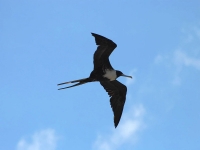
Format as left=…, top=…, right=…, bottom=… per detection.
left=100, top=80, right=127, bottom=127
left=91, top=33, right=117, bottom=70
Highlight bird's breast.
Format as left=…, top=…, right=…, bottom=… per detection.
left=103, top=69, right=117, bottom=81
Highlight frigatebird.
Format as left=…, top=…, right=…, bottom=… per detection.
left=58, top=33, right=132, bottom=128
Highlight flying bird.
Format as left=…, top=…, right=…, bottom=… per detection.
left=58, top=33, right=132, bottom=128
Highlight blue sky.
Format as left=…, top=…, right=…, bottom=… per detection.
left=1, top=1, right=200, bottom=150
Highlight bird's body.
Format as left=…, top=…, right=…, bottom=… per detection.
left=58, top=33, right=132, bottom=127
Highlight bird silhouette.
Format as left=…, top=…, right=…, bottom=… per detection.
left=58, top=33, right=132, bottom=127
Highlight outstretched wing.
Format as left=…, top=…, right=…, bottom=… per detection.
left=91, top=33, right=117, bottom=70
left=100, top=80, right=127, bottom=128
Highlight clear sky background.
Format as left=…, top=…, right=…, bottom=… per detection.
left=1, top=1, right=200, bottom=150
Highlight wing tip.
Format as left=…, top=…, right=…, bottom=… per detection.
left=91, top=32, right=117, bottom=47
left=91, top=32, right=106, bottom=39
left=91, top=32, right=95, bottom=36
left=114, top=115, right=121, bottom=128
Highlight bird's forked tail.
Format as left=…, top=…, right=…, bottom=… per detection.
left=57, top=78, right=91, bottom=90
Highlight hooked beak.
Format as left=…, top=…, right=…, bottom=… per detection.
left=121, top=74, right=132, bottom=78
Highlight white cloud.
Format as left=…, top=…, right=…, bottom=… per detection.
left=154, top=24, right=200, bottom=86
left=158, top=49, right=200, bottom=85
left=16, top=129, right=58, bottom=150
left=125, top=69, right=137, bottom=87
left=174, top=50, right=200, bottom=70
left=181, top=25, right=200, bottom=43
left=93, top=104, right=145, bottom=150
left=172, top=49, right=200, bottom=85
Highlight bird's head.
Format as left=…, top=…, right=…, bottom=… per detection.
left=116, top=70, right=132, bottom=79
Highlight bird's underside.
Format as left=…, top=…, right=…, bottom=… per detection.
left=58, top=33, right=130, bottom=128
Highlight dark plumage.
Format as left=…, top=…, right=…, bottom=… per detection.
left=58, top=33, right=132, bottom=127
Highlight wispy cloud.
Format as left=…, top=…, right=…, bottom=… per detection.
left=160, top=49, right=200, bottom=86
left=174, top=50, right=200, bottom=70
left=16, top=129, right=58, bottom=150
left=172, top=49, right=200, bottom=85
left=154, top=24, right=200, bottom=86
left=93, top=104, right=145, bottom=150
left=181, top=25, right=200, bottom=43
